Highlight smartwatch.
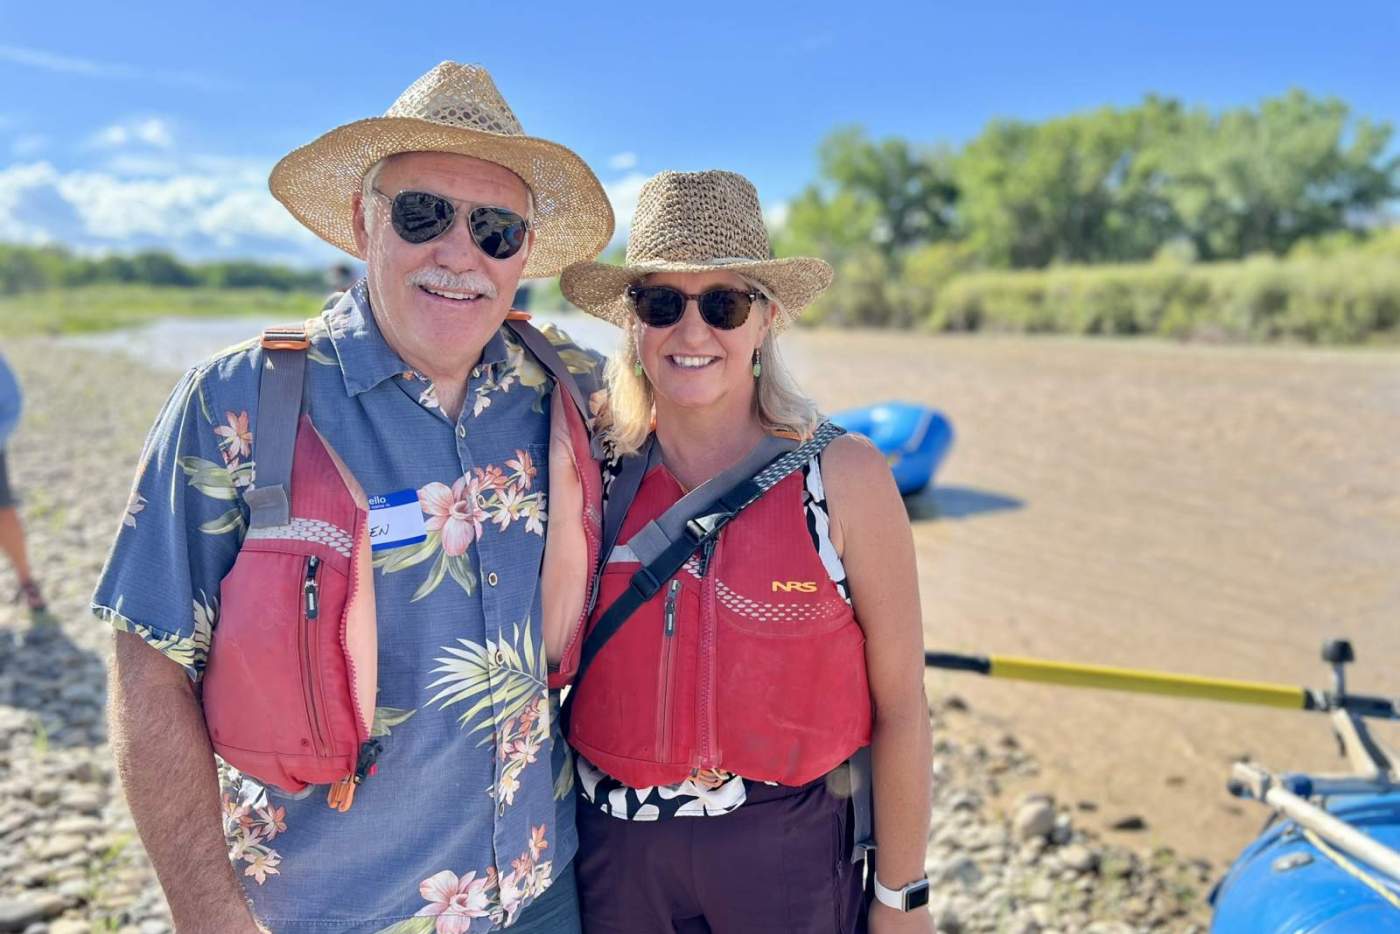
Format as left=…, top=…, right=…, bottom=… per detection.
left=872, top=874, right=930, bottom=912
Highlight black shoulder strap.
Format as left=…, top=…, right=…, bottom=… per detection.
left=244, top=325, right=310, bottom=529
left=502, top=316, right=591, bottom=425
left=570, top=420, right=846, bottom=698
left=598, top=439, right=661, bottom=570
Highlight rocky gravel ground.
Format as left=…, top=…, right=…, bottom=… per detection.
left=0, top=337, right=1215, bottom=932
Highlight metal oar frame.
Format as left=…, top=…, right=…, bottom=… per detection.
left=924, top=639, right=1400, bottom=882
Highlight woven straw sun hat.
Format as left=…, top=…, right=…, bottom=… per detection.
left=560, top=170, right=832, bottom=330
left=269, top=61, right=613, bottom=280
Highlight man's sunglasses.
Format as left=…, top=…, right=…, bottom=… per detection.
left=372, top=188, right=530, bottom=260
left=625, top=285, right=763, bottom=331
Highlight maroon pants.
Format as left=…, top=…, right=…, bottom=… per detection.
left=575, top=777, right=865, bottom=933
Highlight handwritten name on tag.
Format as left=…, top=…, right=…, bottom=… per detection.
left=368, top=489, right=427, bottom=551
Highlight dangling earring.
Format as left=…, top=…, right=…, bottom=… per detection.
left=752, top=349, right=762, bottom=379
left=633, top=359, right=644, bottom=377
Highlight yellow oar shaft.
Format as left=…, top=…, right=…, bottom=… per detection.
left=985, top=655, right=1309, bottom=710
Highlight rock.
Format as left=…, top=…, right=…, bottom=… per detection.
left=1014, top=800, right=1056, bottom=841
left=0, top=893, right=66, bottom=931
left=1084, top=924, right=1135, bottom=934
left=935, top=855, right=983, bottom=888
left=1060, top=844, right=1099, bottom=873
left=1109, top=815, right=1148, bottom=832
left=1027, top=876, right=1055, bottom=901
left=28, top=786, right=60, bottom=807
left=1006, top=913, right=1041, bottom=934
left=1050, top=812, right=1073, bottom=846
left=49, top=920, right=91, bottom=934
left=34, top=834, right=87, bottom=861
left=60, top=787, right=103, bottom=814
left=1099, top=852, right=1134, bottom=879
left=942, top=694, right=969, bottom=712
left=929, top=895, right=963, bottom=933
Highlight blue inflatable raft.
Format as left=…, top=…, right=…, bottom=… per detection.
left=829, top=402, right=953, bottom=496
left=1211, top=788, right=1400, bottom=932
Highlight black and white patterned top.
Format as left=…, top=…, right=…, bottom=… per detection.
left=576, top=454, right=851, bottom=820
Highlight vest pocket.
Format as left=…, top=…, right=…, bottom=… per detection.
left=205, top=541, right=356, bottom=792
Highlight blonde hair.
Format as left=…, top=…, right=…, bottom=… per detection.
left=601, top=282, right=820, bottom=456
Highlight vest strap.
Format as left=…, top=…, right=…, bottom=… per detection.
left=247, top=324, right=309, bottom=529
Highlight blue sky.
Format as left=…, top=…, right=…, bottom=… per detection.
left=1, top=0, right=1396, bottom=267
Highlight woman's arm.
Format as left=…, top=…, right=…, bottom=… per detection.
left=823, top=433, right=933, bottom=931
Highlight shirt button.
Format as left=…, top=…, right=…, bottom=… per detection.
left=472, top=367, right=482, bottom=379
left=456, top=425, right=467, bottom=439
left=494, top=649, right=506, bottom=665
left=487, top=571, right=499, bottom=587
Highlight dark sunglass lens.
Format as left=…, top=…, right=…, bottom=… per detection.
left=632, top=287, right=686, bottom=327
left=391, top=192, right=455, bottom=243
left=698, top=290, right=752, bottom=330
left=470, top=208, right=529, bottom=259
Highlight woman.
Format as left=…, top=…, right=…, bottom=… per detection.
left=559, top=170, right=933, bottom=934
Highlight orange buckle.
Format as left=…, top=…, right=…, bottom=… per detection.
left=261, top=325, right=310, bottom=351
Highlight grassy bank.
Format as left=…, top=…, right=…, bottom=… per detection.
left=806, top=232, right=1400, bottom=345
left=0, top=285, right=325, bottom=337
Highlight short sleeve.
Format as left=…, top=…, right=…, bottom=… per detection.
left=0, top=354, right=21, bottom=448
left=91, top=365, right=255, bottom=680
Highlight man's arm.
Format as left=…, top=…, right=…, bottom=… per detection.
left=109, top=632, right=262, bottom=934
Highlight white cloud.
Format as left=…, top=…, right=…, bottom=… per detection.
left=604, top=172, right=649, bottom=243
left=764, top=200, right=790, bottom=230
left=0, top=161, right=63, bottom=243
left=0, top=44, right=133, bottom=78
left=90, top=117, right=175, bottom=150
left=607, top=151, right=638, bottom=171
left=0, top=158, right=339, bottom=264
left=0, top=44, right=228, bottom=91
left=11, top=134, right=47, bottom=157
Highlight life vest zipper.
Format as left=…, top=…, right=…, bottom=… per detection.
left=327, top=739, right=382, bottom=812
left=299, top=556, right=329, bottom=760
left=697, top=536, right=720, bottom=770
left=656, top=578, right=680, bottom=762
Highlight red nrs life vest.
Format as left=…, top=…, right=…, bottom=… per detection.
left=567, top=462, right=872, bottom=788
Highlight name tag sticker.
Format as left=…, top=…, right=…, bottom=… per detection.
left=368, top=489, right=427, bottom=551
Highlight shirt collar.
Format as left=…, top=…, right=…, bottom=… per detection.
left=325, top=279, right=512, bottom=396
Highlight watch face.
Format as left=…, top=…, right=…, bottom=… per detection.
left=905, top=880, right=930, bottom=910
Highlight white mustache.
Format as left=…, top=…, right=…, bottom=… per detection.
left=407, top=268, right=498, bottom=299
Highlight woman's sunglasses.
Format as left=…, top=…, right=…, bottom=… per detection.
left=372, top=188, right=530, bottom=260
left=626, top=285, right=763, bottom=331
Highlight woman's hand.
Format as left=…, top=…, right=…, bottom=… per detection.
left=868, top=900, right=935, bottom=934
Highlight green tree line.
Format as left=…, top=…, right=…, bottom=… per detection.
left=0, top=243, right=327, bottom=296
left=775, top=90, right=1400, bottom=341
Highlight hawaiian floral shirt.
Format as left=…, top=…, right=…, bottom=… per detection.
left=92, top=281, right=604, bottom=933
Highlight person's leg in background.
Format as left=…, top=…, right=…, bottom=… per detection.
left=0, top=450, right=44, bottom=614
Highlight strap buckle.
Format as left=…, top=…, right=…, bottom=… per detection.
left=261, top=325, right=310, bottom=351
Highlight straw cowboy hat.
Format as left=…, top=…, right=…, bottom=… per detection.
left=560, top=170, right=833, bottom=330
left=269, top=61, right=613, bottom=279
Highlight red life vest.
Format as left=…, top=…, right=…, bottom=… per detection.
left=567, top=460, right=872, bottom=788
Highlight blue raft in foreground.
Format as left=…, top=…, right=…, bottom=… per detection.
left=1210, top=789, right=1400, bottom=932
left=829, top=402, right=953, bottom=496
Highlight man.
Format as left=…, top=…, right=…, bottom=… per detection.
left=93, top=62, right=612, bottom=933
